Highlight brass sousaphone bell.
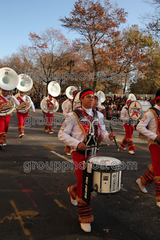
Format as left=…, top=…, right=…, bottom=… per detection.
left=0, top=67, right=19, bottom=116
left=40, top=81, right=61, bottom=113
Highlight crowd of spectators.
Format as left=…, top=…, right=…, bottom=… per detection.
left=102, top=95, right=154, bottom=119
left=30, top=92, right=154, bottom=120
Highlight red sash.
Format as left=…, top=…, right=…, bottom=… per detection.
left=17, top=96, right=25, bottom=104
left=47, top=99, right=54, bottom=108
left=75, top=107, right=101, bottom=143
left=0, top=95, right=8, bottom=105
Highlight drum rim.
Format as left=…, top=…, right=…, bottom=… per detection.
left=88, top=156, right=121, bottom=165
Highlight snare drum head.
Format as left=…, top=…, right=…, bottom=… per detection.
left=128, top=101, right=142, bottom=120
left=88, top=156, right=121, bottom=167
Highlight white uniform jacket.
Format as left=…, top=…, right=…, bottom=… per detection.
left=63, top=99, right=72, bottom=118
left=137, top=104, right=160, bottom=141
left=58, top=107, right=111, bottom=151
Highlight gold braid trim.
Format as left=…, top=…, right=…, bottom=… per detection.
left=148, top=164, right=153, bottom=172
left=79, top=216, right=94, bottom=223
left=156, top=196, right=160, bottom=202
left=154, top=176, right=160, bottom=183
left=73, top=112, right=87, bottom=143
left=76, top=197, right=87, bottom=204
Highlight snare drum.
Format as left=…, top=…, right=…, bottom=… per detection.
left=88, top=156, right=122, bottom=194
left=128, top=100, right=151, bottom=120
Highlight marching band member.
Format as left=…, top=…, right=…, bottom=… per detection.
left=63, top=87, right=78, bottom=118
left=16, top=74, right=35, bottom=138
left=41, top=81, right=60, bottom=135
left=63, top=87, right=78, bottom=155
left=43, top=94, right=57, bottom=134
left=120, top=95, right=136, bottom=154
left=16, top=91, right=35, bottom=138
left=0, top=89, right=20, bottom=149
left=136, top=89, right=160, bottom=207
left=58, top=88, right=116, bottom=232
left=62, top=98, right=72, bottom=118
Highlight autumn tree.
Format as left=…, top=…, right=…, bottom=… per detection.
left=100, top=25, right=158, bottom=93
left=29, top=27, right=70, bottom=95
left=130, top=45, right=160, bottom=93
left=143, top=0, right=160, bottom=38
left=60, top=0, right=127, bottom=91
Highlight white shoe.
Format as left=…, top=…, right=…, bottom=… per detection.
left=156, top=202, right=160, bottom=207
left=80, top=223, right=91, bottom=232
left=129, top=150, right=134, bottom=154
left=120, top=145, right=126, bottom=150
left=2, top=143, right=7, bottom=147
left=67, top=188, right=77, bottom=206
left=44, top=130, right=48, bottom=133
left=66, top=152, right=71, bottom=156
left=136, top=178, right=148, bottom=193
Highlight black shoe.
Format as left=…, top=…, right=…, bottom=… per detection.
left=0, top=144, right=2, bottom=150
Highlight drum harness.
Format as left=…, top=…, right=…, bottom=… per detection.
left=74, top=107, right=100, bottom=158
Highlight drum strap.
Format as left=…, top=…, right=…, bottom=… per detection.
left=73, top=108, right=99, bottom=155
left=149, top=107, right=160, bottom=117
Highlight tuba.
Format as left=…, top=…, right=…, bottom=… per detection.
left=40, top=81, right=61, bottom=113
left=0, top=67, right=19, bottom=116
left=16, top=74, right=33, bottom=113
left=62, top=86, right=78, bottom=111
left=66, top=86, right=78, bottom=100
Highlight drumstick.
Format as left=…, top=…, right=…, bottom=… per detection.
left=110, top=126, right=119, bottom=151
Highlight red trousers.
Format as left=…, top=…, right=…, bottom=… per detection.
left=120, top=123, right=135, bottom=151
left=140, top=144, right=160, bottom=202
left=0, top=115, right=11, bottom=144
left=17, top=112, right=28, bottom=135
left=68, top=151, right=94, bottom=223
left=44, top=113, right=54, bottom=133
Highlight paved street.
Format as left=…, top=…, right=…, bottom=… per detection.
left=0, top=109, right=160, bottom=240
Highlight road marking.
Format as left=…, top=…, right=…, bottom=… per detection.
left=0, top=200, right=38, bottom=239
left=51, top=150, right=73, bottom=163
left=54, top=199, right=67, bottom=209
left=44, top=145, right=57, bottom=150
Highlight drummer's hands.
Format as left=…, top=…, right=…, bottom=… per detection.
left=77, top=142, right=87, bottom=151
left=109, top=132, right=116, bottom=140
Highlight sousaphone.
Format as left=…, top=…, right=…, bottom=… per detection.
left=66, top=86, right=77, bottom=100
left=0, top=67, right=19, bottom=116
left=16, top=74, right=33, bottom=113
left=0, top=67, right=19, bottom=90
left=62, top=86, right=78, bottom=111
left=40, top=81, right=61, bottom=113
